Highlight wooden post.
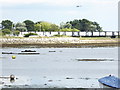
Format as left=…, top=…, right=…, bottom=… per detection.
left=99, top=32, right=101, bottom=36
left=86, top=32, right=87, bottom=36
left=64, top=31, right=66, bottom=35
left=105, top=31, right=107, bottom=37
left=78, top=32, right=80, bottom=36
left=118, top=31, right=120, bottom=37
left=58, top=31, right=60, bottom=35
left=112, top=32, right=114, bottom=36
left=91, top=32, right=93, bottom=37
left=72, top=32, right=74, bottom=36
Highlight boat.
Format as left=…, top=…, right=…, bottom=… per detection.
left=98, top=75, right=120, bottom=88
left=2, top=52, right=16, bottom=54
left=49, top=51, right=56, bottom=52
left=17, top=52, right=40, bottom=55
left=21, top=50, right=36, bottom=52
left=2, top=52, right=40, bottom=55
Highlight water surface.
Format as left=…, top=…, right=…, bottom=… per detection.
left=0, top=47, right=118, bottom=88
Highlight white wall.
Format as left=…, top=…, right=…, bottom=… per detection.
left=18, top=31, right=120, bottom=37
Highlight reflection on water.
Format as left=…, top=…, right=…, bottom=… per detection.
left=0, top=47, right=118, bottom=88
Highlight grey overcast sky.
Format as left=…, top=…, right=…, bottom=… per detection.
left=0, top=0, right=119, bottom=31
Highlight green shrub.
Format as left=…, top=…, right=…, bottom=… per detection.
left=71, top=28, right=80, bottom=32
left=59, top=28, right=80, bottom=32
left=53, top=34, right=65, bottom=37
left=0, top=32, right=2, bottom=37
left=13, top=30, right=20, bottom=36
left=24, top=33, right=38, bottom=37
left=2, top=29, right=11, bottom=35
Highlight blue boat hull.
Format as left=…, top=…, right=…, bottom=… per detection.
left=98, top=75, right=120, bottom=89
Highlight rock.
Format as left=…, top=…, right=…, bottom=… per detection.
left=66, top=77, right=73, bottom=79
left=44, top=84, right=47, bottom=85
left=48, top=80, right=53, bottom=82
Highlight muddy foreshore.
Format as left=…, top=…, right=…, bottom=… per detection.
left=1, top=37, right=119, bottom=48
left=1, top=43, right=119, bottom=48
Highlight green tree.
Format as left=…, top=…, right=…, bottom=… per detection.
left=92, top=22, right=102, bottom=31
left=15, top=22, right=27, bottom=32
left=2, top=29, right=11, bottom=35
left=1, top=20, right=13, bottom=30
left=35, top=22, right=59, bottom=32
left=49, top=24, right=59, bottom=31
left=67, top=19, right=102, bottom=32
left=80, top=19, right=91, bottom=31
left=69, top=19, right=81, bottom=30
left=60, top=22, right=66, bottom=29
left=89, top=24, right=97, bottom=32
left=34, top=23, right=41, bottom=32
left=23, top=20, right=34, bottom=31
left=40, top=21, right=51, bottom=31
left=13, top=30, right=20, bottom=36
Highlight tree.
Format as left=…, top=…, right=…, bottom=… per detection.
left=34, top=23, right=41, bottom=32
left=34, top=21, right=59, bottom=32
left=92, top=22, right=102, bottom=31
left=40, top=21, right=51, bottom=31
left=13, top=30, right=20, bottom=36
left=89, top=24, right=97, bottom=32
left=49, top=24, right=59, bottom=31
left=70, top=19, right=81, bottom=30
left=1, top=20, right=13, bottom=30
left=2, top=29, right=11, bottom=35
left=60, top=22, right=65, bottom=29
left=67, top=19, right=102, bottom=32
left=23, top=20, right=34, bottom=31
left=15, top=22, right=27, bottom=32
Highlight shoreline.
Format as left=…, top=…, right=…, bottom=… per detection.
left=2, top=43, right=119, bottom=48
left=1, top=37, right=119, bottom=48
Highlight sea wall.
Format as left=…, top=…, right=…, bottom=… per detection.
left=0, top=37, right=118, bottom=44
left=0, top=37, right=119, bottom=48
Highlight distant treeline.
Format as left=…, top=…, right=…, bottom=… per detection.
left=0, top=19, right=102, bottom=36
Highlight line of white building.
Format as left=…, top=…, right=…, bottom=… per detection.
left=18, top=31, right=120, bottom=37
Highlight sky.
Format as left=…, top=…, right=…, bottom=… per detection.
left=0, top=0, right=119, bottom=31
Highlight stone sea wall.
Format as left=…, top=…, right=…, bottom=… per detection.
left=0, top=37, right=118, bottom=45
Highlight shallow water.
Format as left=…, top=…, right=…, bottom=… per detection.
left=0, top=47, right=118, bottom=88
